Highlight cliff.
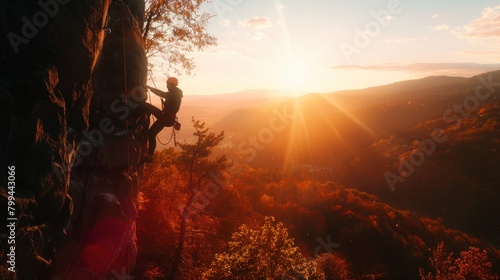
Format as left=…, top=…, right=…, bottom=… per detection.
left=0, top=0, right=148, bottom=279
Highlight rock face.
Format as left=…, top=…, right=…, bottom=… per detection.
left=0, top=0, right=147, bottom=279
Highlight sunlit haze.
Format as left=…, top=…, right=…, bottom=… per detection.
left=150, top=0, right=500, bottom=96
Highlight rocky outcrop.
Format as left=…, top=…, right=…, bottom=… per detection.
left=0, top=0, right=147, bottom=279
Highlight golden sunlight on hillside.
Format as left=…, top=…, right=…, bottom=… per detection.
left=282, top=95, right=380, bottom=171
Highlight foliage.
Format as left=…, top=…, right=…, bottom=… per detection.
left=143, top=0, right=217, bottom=75
left=232, top=173, right=500, bottom=278
left=419, top=242, right=499, bottom=280
left=316, top=253, right=354, bottom=280
left=337, top=102, right=500, bottom=245
left=138, top=147, right=183, bottom=253
left=136, top=120, right=232, bottom=279
left=177, top=118, right=230, bottom=190
left=170, top=118, right=230, bottom=279
left=138, top=161, right=500, bottom=278
left=203, top=216, right=325, bottom=280
left=135, top=107, right=500, bottom=279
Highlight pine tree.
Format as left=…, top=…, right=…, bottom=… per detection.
left=169, top=118, right=230, bottom=280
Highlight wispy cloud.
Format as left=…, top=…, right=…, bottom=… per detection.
left=249, top=31, right=267, bottom=41
left=431, top=14, right=438, bottom=18
left=238, top=16, right=272, bottom=29
left=461, top=6, right=500, bottom=39
left=386, top=37, right=418, bottom=43
left=219, top=19, right=231, bottom=27
left=428, top=24, right=449, bottom=31
left=456, top=50, right=500, bottom=62
left=203, top=42, right=241, bottom=57
left=332, top=63, right=500, bottom=74
left=457, top=6, right=500, bottom=61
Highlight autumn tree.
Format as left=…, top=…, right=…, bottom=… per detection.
left=419, top=242, right=499, bottom=280
left=143, top=0, right=217, bottom=75
left=169, top=118, right=230, bottom=280
left=316, top=253, right=355, bottom=280
left=135, top=147, right=187, bottom=279
left=203, top=216, right=325, bottom=280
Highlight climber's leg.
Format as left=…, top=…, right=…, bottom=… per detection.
left=148, top=119, right=165, bottom=155
left=142, top=103, right=163, bottom=120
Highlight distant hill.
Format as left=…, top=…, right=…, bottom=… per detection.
left=168, top=89, right=297, bottom=142
left=179, top=88, right=300, bottom=125
left=233, top=173, right=500, bottom=278
left=141, top=72, right=500, bottom=278
left=148, top=89, right=299, bottom=149
left=208, top=72, right=500, bottom=249
left=212, top=70, right=500, bottom=169
left=337, top=101, right=500, bottom=246
left=183, top=88, right=303, bottom=104
left=333, top=75, right=467, bottom=97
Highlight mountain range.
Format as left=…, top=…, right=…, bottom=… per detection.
left=186, top=71, right=498, bottom=169
left=145, top=70, right=500, bottom=277
left=173, top=70, right=500, bottom=245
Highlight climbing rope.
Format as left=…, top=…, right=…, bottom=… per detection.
left=111, top=1, right=133, bottom=278
left=159, top=126, right=178, bottom=146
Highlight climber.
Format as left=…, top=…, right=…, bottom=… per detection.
left=143, top=77, right=183, bottom=162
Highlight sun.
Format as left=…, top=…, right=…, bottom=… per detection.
left=280, top=60, right=310, bottom=90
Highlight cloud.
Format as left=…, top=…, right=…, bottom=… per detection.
left=238, top=16, right=272, bottom=29
left=428, top=24, right=449, bottom=31
left=383, top=15, right=396, bottom=21
left=250, top=32, right=267, bottom=41
left=458, top=6, right=500, bottom=59
left=456, top=50, right=500, bottom=62
left=332, top=63, right=500, bottom=74
left=204, top=42, right=241, bottom=57
left=219, top=19, right=231, bottom=27
left=461, top=6, right=500, bottom=39
left=431, top=14, right=438, bottom=18
left=386, top=37, right=418, bottom=43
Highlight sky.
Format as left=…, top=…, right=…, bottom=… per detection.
left=152, top=0, right=500, bottom=96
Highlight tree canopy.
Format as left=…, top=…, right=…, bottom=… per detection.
left=419, top=242, right=499, bottom=280
left=203, top=216, right=325, bottom=280
left=143, top=0, right=217, bottom=75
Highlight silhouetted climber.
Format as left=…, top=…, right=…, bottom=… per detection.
left=143, top=77, right=183, bottom=162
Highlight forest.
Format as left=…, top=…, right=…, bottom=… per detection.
left=134, top=100, right=500, bottom=279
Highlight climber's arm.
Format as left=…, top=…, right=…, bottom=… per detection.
left=145, top=85, right=168, bottom=99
